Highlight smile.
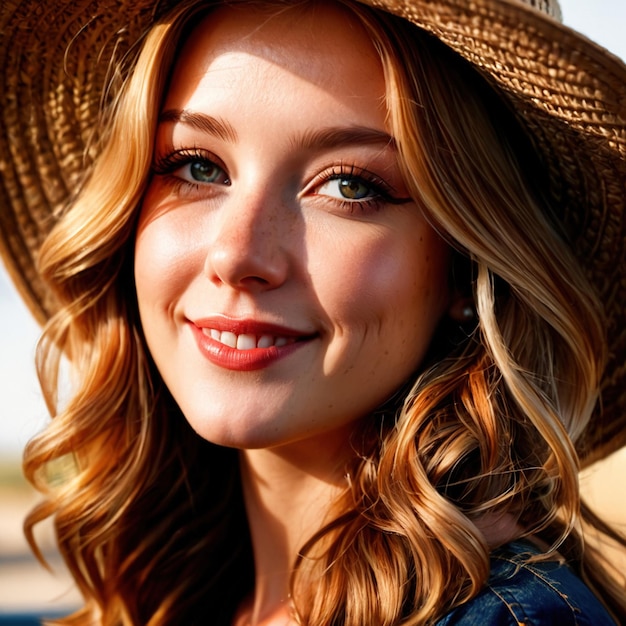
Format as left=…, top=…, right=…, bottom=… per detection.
left=202, top=328, right=296, bottom=350
left=189, top=319, right=316, bottom=371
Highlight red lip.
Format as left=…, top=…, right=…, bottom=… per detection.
left=188, top=317, right=317, bottom=371
left=192, top=316, right=309, bottom=337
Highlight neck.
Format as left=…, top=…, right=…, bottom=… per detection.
left=236, top=428, right=354, bottom=625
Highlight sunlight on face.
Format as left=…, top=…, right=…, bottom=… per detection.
left=134, top=2, right=454, bottom=455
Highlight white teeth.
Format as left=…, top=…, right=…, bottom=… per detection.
left=257, top=335, right=274, bottom=348
left=202, top=328, right=295, bottom=350
left=236, top=334, right=257, bottom=350
left=221, top=331, right=238, bottom=348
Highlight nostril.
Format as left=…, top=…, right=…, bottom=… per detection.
left=205, top=237, right=289, bottom=291
left=202, top=195, right=294, bottom=291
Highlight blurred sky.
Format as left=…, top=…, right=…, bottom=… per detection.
left=1, top=0, right=626, bottom=459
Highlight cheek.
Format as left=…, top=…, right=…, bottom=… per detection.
left=134, top=197, right=207, bottom=311
left=309, top=227, right=450, bottom=329
left=137, top=230, right=189, bottom=279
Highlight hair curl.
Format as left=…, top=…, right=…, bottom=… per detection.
left=23, top=1, right=626, bottom=624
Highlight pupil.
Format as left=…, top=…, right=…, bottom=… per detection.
left=340, top=178, right=368, bottom=200
left=191, top=161, right=219, bottom=182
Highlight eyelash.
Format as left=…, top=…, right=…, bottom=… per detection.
left=151, top=148, right=410, bottom=212
left=311, top=164, right=409, bottom=213
left=152, top=147, right=229, bottom=190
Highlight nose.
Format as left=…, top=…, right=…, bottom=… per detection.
left=204, top=189, right=292, bottom=291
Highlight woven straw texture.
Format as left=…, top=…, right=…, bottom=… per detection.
left=0, top=0, right=625, bottom=464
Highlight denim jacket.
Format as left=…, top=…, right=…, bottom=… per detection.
left=437, top=540, right=616, bottom=625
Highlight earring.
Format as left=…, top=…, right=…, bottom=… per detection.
left=462, top=305, right=475, bottom=320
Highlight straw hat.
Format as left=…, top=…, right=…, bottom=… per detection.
left=0, top=0, right=624, bottom=464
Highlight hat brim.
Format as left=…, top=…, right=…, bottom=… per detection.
left=0, top=0, right=624, bottom=464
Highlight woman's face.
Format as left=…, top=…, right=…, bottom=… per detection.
left=135, top=2, right=454, bottom=451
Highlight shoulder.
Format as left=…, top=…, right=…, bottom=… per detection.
left=436, top=541, right=617, bottom=625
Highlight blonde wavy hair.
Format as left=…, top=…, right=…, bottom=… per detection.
left=24, top=1, right=626, bottom=624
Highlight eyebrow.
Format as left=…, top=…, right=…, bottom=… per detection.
left=294, top=126, right=396, bottom=151
left=159, top=109, right=238, bottom=142
left=159, top=109, right=396, bottom=151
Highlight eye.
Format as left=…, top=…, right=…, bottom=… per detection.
left=185, top=160, right=228, bottom=184
left=152, top=148, right=230, bottom=186
left=307, top=164, right=412, bottom=215
left=317, top=176, right=377, bottom=201
left=310, top=165, right=412, bottom=212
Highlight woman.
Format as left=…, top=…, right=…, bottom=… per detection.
left=0, top=0, right=625, bottom=624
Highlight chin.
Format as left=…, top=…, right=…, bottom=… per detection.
left=181, top=409, right=294, bottom=450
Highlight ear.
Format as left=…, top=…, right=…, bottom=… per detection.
left=447, top=295, right=476, bottom=323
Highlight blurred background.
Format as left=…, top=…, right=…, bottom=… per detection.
left=1, top=0, right=626, bottom=618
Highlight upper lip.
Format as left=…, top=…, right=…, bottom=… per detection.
left=190, top=316, right=316, bottom=339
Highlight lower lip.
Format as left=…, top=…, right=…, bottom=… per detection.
left=189, top=324, right=311, bottom=371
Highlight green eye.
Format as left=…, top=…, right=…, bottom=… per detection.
left=190, top=161, right=225, bottom=183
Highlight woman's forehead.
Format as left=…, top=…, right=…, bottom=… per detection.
left=163, top=1, right=387, bottom=119
left=170, top=1, right=382, bottom=85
